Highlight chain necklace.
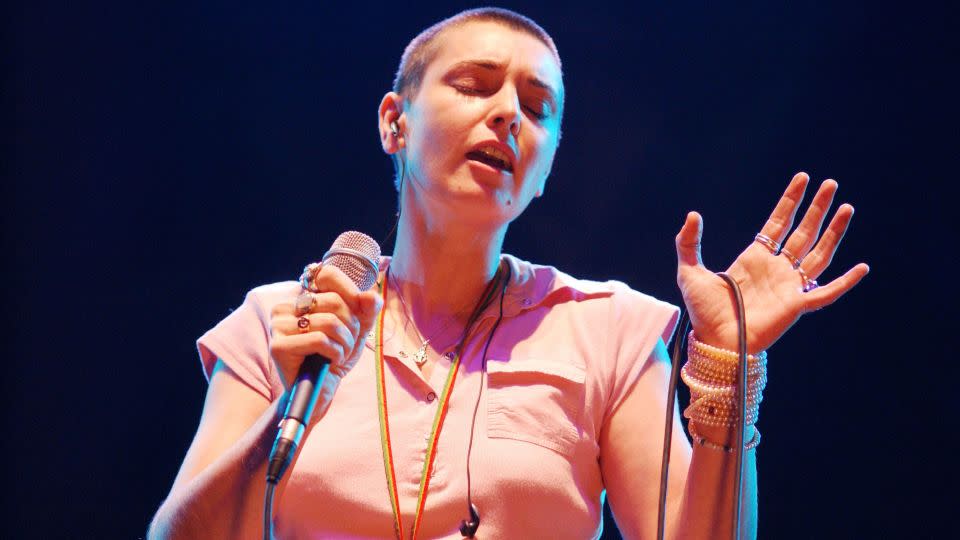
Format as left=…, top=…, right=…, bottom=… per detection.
left=388, top=269, right=478, bottom=367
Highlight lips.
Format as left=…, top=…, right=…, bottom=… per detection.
left=466, top=142, right=516, bottom=173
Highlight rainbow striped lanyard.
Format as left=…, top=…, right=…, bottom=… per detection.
left=374, top=277, right=463, bottom=540
left=374, top=267, right=504, bottom=540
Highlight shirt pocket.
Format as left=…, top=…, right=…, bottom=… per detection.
left=486, top=356, right=586, bottom=455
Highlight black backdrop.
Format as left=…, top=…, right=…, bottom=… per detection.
left=6, top=1, right=956, bottom=538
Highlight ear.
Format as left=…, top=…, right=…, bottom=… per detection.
left=378, top=92, right=405, bottom=154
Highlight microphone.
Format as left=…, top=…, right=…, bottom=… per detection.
left=266, top=231, right=381, bottom=485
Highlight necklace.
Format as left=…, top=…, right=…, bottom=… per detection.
left=388, top=269, right=478, bottom=367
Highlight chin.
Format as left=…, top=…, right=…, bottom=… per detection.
left=434, top=185, right=520, bottom=225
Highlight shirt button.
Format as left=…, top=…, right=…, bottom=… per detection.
left=426, top=392, right=437, bottom=403
left=445, top=352, right=456, bottom=360
left=521, top=298, right=531, bottom=306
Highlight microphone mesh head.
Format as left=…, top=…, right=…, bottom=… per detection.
left=322, top=231, right=381, bottom=291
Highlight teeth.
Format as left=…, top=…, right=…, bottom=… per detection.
left=477, top=146, right=511, bottom=166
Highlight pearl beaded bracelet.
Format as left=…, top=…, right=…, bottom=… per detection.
left=682, top=331, right=769, bottom=448
left=688, top=423, right=761, bottom=453
left=688, top=332, right=767, bottom=364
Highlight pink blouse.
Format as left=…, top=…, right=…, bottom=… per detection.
left=197, top=254, right=679, bottom=539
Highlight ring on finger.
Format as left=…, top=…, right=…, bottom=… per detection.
left=797, top=266, right=819, bottom=292
left=295, top=291, right=317, bottom=316
left=780, top=247, right=803, bottom=269
left=297, top=315, right=311, bottom=333
left=754, top=233, right=781, bottom=255
left=299, top=262, right=323, bottom=293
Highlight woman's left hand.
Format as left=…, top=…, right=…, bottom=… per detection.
left=675, top=172, right=870, bottom=352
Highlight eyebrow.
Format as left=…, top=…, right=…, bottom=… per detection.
left=447, top=59, right=562, bottom=108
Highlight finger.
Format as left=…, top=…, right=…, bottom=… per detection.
left=800, top=203, right=854, bottom=280
left=281, top=312, right=356, bottom=355
left=675, top=211, right=704, bottom=268
left=782, top=179, right=838, bottom=259
left=312, top=265, right=364, bottom=313
left=272, top=331, right=350, bottom=366
left=271, top=302, right=296, bottom=318
left=356, top=289, right=384, bottom=328
left=275, top=312, right=356, bottom=346
left=759, top=172, right=810, bottom=244
left=307, top=292, right=362, bottom=337
left=802, top=263, right=870, bottom=312
left=273, top=296, right=360, bottom=340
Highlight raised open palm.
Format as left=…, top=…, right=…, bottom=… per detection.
left=675, top=172, right=870, bottom=353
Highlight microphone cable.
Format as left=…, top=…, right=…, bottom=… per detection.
left=656, top=272, right=748, bottom=540
left=264, top=481, right=277, bottom=540
left=460, top=261, right=511, bottom=538
left=379, top=138, right=407, bottom=253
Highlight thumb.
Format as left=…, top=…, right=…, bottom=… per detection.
left=675, top=211, right=704, bottom=268
left=356, top=288, right=384, bottom=328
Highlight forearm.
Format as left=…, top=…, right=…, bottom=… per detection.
left=148, top=398, right=284, bottom=540
left=672, top=424, right=758, bottom=539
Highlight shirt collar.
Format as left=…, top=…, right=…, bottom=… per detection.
left=498, top=253, right=614, bottom=318
left=374, top=253, right=613, bottom=314
left=364, top=254, right=615, bottom=354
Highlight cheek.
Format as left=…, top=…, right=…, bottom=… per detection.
left=412, top=109, right=465, bottom=166
left=522, top=140, right=556, bottom=184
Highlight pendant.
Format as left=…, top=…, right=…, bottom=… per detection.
left=413, top=341, right=429, bottom=367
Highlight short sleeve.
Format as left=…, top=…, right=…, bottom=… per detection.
left=196, top=282, right=297, bottom=401
left=601, top=282, right=680, bottom=420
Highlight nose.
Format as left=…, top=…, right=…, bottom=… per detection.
left=488, top=86, right=521, bottom=137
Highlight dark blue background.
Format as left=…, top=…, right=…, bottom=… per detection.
left=6, top=1, right=955, bottom=538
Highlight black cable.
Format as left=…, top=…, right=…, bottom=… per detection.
left=461, top=263, right=510, bottom=538
left=264, top=480, right=276, bottom=540
left=378, top=153, right=406, bottom=252
left=656, top=312, right=690, bottom=540
left=717, top=272, right=748, bottom=540
left=656, top=273, right=748, bottom=540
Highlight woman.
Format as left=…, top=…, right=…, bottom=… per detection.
left=149, top=8, right=868, bottom=539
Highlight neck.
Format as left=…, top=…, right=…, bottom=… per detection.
left=389, top=206, right=506, bottom=329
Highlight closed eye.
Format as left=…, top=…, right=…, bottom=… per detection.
left=524, top=106, right=546, bottom=120
left=452, top=82, right=487, bottom=95
left=524, top=101, right=551, bottom=121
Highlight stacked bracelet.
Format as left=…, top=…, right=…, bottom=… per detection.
left=682, top=331, right=768, bottom=449
left=688, top=423, right=761, bottom=453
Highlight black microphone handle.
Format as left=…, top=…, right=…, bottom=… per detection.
left=267, top=354, right=330, bottom=484
left=284, top=354, right=330, bottom=423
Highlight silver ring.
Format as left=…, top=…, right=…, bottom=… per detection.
left=295, top=292, right=316, bottom=316
left=780, top=247, right=803, bottom=269
left=299, top=262, right=323, bottom=293
left=754, top=233, right=781, bottom=255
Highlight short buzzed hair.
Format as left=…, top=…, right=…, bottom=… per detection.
left=393, top=7, right=562, bottom=101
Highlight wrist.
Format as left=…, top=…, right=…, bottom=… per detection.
left=689, top=422, right=760, bottom=453
left=690, top=326, right=740, bottom=352
left=691, top=422, right=756, bottom=446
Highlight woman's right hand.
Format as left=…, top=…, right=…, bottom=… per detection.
left=269, top=264, right=383, bottom=393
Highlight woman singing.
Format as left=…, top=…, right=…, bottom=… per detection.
left=149, top=7, right=868, bottom=539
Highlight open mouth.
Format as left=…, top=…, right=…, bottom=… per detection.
left=466, top=147, right=514, bottom=173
